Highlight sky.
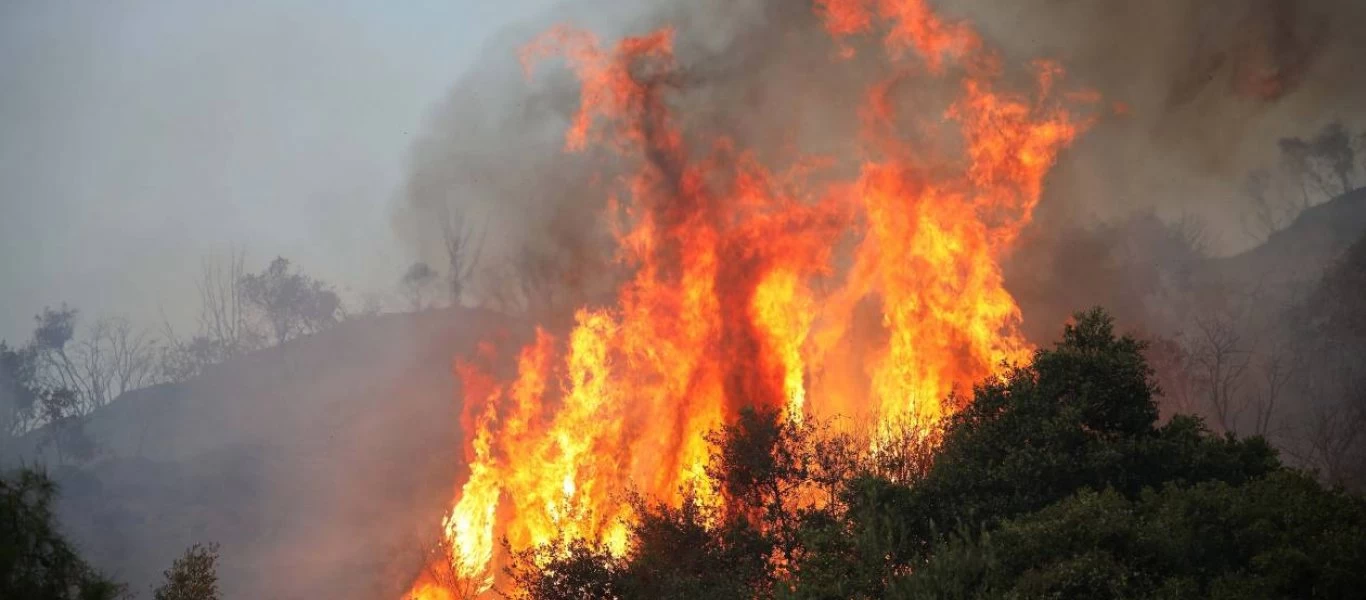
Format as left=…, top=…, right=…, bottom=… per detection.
left=0, top=0, right=569, bottom=342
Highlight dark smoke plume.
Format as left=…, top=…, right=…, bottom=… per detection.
left=393, top=0, right=1366, bottom=314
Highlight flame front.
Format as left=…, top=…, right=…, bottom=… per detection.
left=408, top=2, right=1095, bottom=596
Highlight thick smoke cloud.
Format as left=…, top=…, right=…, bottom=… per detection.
left=394, top=0, right=894, bottom=315
left=394, top=0, right=1366, bottom=299
left=953, top=0, right=1366, bottom=244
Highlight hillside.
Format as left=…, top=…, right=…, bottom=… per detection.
left=1214, top=187, right=1366, bottom=288
left=9, top=192, right=1365, bottom=599
left=5, top=308, right=510, bottom=599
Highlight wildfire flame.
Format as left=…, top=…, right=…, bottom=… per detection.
left=408, top=1, right=1095, bottom=596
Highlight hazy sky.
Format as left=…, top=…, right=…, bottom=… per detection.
left=0, top=0, right=570, bottom=342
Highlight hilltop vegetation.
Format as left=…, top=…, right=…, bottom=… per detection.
left=506, top=309, right=1366, bottom=599
left=6, top=146, right=1366, bottom=597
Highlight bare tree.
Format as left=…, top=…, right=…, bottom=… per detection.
left=74, top=317, right=158, bottom=409
left=442, top=204, right=486, bottom=307
left=36, top=307, right=93, bottom=411
left=160, top=250, right=266, bottom=381
left=196, top=248, right=256, bottom=357
left=515, top=248, right=574, bottom=318
left=1278, top=231, right=1366, bottom=486
left=1145, top=336, right=1199, bottom=419
left=1297, top=398, right=1365, bottom=487
left=1241, top=168, right=1298, bottom=242
left=1247, top=343, right=1301, bottom=437
left=1188, top=315, right=1252, bottom=433
left=29, top=307, right=157, bottom=414
left=1243, top=122, right=1364, bottom=243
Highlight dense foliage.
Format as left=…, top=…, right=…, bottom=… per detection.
left=0, top=469, right=125, bottom=600
left=507, top=309, right=1366, bottom=599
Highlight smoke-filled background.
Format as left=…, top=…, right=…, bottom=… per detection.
left=397, top=0, right=1366, bottom=298
left=4, top=0, right=1365, bottom=598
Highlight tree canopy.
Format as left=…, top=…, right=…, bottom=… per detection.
left=0, top=469, right=125, bottom=600
left=507, top=309, right=1366, bottom=600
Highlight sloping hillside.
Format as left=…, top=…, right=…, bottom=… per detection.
left=10, top=192, right=1364, bottom=599
left=1006, top=188, right=1366, bottom=345
left=6, top=307, right=511, bottom=599
left=1215, top=187, right=1366, bottom=288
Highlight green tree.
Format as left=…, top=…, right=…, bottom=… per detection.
left=896, top=470, right=1366, bottom=599
left=2, top=336, right=98, bottom=464
left=780, top=308, right=1280, bottom=598
left=506, top=491, right=771, bottom=600
left=152, top=543, right=220, bottom=600
left=511, top=308, right=1360, bottom=600
left=898, top=308, right=1275, bottom=537
left=0, top=469, right=125, bottom=600
left=240, top=257, right=341, bottom=346
left=1, top=341, right=41, bottom=437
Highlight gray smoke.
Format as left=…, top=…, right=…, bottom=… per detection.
left=394, top=0, right=1366, bottom=296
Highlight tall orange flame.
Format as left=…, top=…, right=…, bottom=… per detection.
left=408, top=2, right=1095, bottom=596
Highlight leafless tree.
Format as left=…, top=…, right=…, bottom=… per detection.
left=30, top=307, right=158, bottom=414
left=196, top=248, right=256, bottom=356
left=1242, top=167, right=1306, bottom=243
left=1296, top=398, right=1365, bottom=487
left=1145, top=336, right=1199, bottom=419
left=74, top=317, right=159, bottom=409
left=515, top=248, right=577, bottom=319
left=160, top=250, right=266, bottom=381
left=1243, top=122, right=1364, bottom=243
left=1247, top=343, right=1301, bottom=437
left=442, top=203, right=486, bottom=307
left=1188, top=315, right=1252, bottom=433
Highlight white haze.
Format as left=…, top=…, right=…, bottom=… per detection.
left=0, top=0, right=567, bottom=342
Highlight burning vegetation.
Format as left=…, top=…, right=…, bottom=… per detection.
left=393, top=1, right=1366, bottom=599
left=8, top=1, right=1366, bottom=599
left=407, top=0, right=1087, bottom=596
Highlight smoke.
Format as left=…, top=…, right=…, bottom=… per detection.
left=393, top=0, right=895, bottom=316
left=947, top=0, right=1366, bottom=246
left=394, top=0, right=1366, bottom=303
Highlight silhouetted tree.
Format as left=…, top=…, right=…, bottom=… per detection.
left=160, top=249, right=263, bottom=381
left=240, top=257, right=341, bottom=346
left=36, top=388, right=96, bottom=466
left=1280, top=122, right=1357, bottom=200
left=1188, top=315, right=1251, bottom=433
left=1, top=341, right=41, bottom=437
left=1244, top=121, right=1365, bottom=241
left=25, top=307, right=157, bottom=414
left=442, top=204, right=485, bottom=307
